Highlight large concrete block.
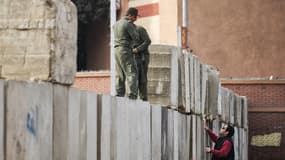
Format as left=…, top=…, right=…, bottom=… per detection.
left=191, top=115, right=197, bottom=160
left=86, top=92, right=98, bottom=160
left=148, top=80, right=170, bottom=95
left=99, top=96, right=151, bottom=160
left=53, top=84, right=69, bottom=160
left=161, top=109, right=174, bottom=160
left=0, top=80, right=4, bottom=160
left=220, top=87, right=227, bottom=121
left=0, top=0, right=77, bottom=85
left=98, top=94, right=113, bottom=160
left=206, top=66, right=220, bottom=119
left=148, top=67, right=171, bottom=81
left=235, top=96, right=242, bottom=127
left=6, top=81, right=53, bottom=160
left=194, top=56, right=201, bottom=114
left=148, top=95, right=171, bottom=106
left=225, top=90, right=231, bottom=123
left=196, top=116, right=204, bottom=160
left=229, top=92, right=235, bottom=124
left=173, top=112, right=191, bottom=160
left=241, top=96, right=248, bottom=129
left=53, top=85, right=82, bottom=160
left=234, top=127, right=240, bottom=160
left=151, top=105, right=162, bottom=160
left=67, top=88, right=81, bottom=160
left=149, top=45, right=173, bottom=53
left=79, top=91, right=87, bottom=160
left=243, top=129, right=248, bottom=160
left=201, top=64, right=208, bottom=115
left=77, top=91, right=97, bottom=160
left=149, top=52, right=172, bottom=67
left=115, top=98, right=151, bottom=160
left=148, top=45, right=179, bottom=108
left=182, top=53, right=190, bottom=112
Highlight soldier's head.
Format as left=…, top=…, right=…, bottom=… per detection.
left=126, top=7, right=138, bottom=22
left=220, top=124, right=235, bottom=137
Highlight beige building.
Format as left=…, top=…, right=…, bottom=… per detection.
left=73, top=1, right=285, bottom=158
left=117, top=1, right=285, bottom=159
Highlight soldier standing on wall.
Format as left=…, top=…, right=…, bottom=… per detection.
left=114, top=8, right=139, bottom=99
left=133, top=25, right=151, bottom=101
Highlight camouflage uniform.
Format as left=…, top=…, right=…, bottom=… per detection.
left=133, top=26, right=151, bottom=101
left=114, top=17, right=139, bottom=99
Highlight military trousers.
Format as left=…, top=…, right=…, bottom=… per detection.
left=135, top=54, right=149, bottom=101
left=115, top=46, right=138, bottom=99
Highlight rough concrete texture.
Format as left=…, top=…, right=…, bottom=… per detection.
left=173, top=112, right=191, bottom=160
left=6, top=81, right=53, bottom=160
left=85, top=91, right=98, bottom=160
left=0, top=80, right=4, bottom=160
left=53, top=84, right=70, bottom=160
left=206, top=65, right=220, bottom=118
left=0, top=79, right=248, bottom=160
left=68, top=88, right=81, bottom=160
left=148, top=45, right=247, bottom=129
left=151, top=105, right=162, bottom=160
left=148, top=45, right=179, bottom=107
left=0, top=0, right=77, bottom=85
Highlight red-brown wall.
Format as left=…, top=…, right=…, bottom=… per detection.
left=73, top=72, right=110, bottom=94
left=223, top=82, right=285, bottom=112
left=188, top=0, right=285, bottom=78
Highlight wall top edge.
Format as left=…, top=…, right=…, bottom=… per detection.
left=221, top=79, right=285, bottom=85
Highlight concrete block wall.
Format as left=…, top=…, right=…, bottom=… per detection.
left=0, top=80, right=4, bottom=160
left=0, top=0, right=77, bottom=85
left=148, top=45, right=246, bottom=119
left=148, top=45, right=179, bottom=107
left=0, top=80, right=248, bottom=160
left=6, top=81, right=53, bottom=160
left=148, top=44, right=248, bottom=160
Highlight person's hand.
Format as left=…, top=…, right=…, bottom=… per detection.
left=132, top=48, right=138, bottom=54
left=203, top=118, right=209, bottom=130
left=205, top=147, right=211, bottom=153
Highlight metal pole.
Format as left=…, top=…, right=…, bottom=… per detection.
left=182, top=0, right=188, bottom=27
left=110, top=0, right=116, bottom=96
left=182, top=0, right=188, bottom=49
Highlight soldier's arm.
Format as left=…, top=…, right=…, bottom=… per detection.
left=134, top=27, right=151, bottom=53
left=127, top=23, right=139, bottom=42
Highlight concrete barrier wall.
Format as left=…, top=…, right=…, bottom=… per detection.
left=0, top=77, right=248, bottom=160
left=149, top=45, right=246, bottom=119
left=148, top=44, right=248, bottom=160
left=6, top=81, right=53, bottom=160
left=0, top=80, right=4, bottom=160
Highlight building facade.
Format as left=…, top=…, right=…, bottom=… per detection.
left=73, top=1, right=285, bottom=158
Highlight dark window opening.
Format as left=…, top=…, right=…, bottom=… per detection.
left=71, top=0, right=111, bottom=71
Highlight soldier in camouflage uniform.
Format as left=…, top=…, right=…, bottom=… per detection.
left=114, top=8, right=139, bottom=99
left=133, top=26, right=151, bottom=101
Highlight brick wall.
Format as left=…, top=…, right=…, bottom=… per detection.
left=73, top=72, right=110, bottom=94
left=223, top=82, right=285, bottom=112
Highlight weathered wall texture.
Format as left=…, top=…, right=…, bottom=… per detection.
left=188, top=0, right=285, bottom=78
left=0, top=80, right=248, bottom=160
left=0, top=0, right=77, bottom=85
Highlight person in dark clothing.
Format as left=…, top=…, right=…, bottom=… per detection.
left=133, top=25, right=151, bottom=101
left=113, top=8, right=139, bottom=99
left=204, top=121, right=235, bottom=160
